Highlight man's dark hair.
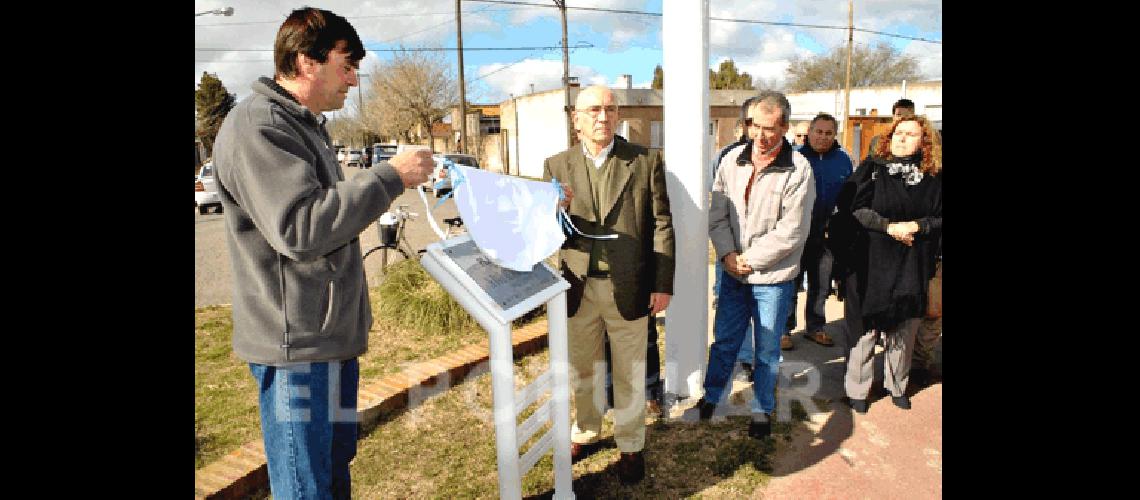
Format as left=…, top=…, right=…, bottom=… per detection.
left=891, top=98, right=916, bottom=115
left=274, top=8, right=366, bottom=79
left=809, top=113, right=838, bottom=130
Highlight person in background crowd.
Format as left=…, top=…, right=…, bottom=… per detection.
left=789, top=113, right=853, bottom=349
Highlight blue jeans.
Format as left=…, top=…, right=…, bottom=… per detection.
left=249, top=359, right=359, bottom=500
left=714, top=261, right=755, bottom=364
left=703, top=272, right=794, bottom=414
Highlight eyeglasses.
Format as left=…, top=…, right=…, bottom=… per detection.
left=582, top=105, right=618, bottom=116
left=795, top=134, right=807, bottom=138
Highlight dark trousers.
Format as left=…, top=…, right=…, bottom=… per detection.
left=604, top=316, right=663, bottom=403
left=787, top=237, right=834, bottom=333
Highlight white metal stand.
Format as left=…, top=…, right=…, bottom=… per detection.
left=420, top=234, right=574, bottom=500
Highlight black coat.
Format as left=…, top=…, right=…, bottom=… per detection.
left=828, top=156, right=942, bottom=330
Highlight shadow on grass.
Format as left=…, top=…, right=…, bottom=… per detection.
left=521, top=411, right=803, bottom=499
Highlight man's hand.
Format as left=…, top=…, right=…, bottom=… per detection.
left=723, top=251, right=753, bottom=276
left=559, top=184, right=574, bottom=209
left=388, top=149, right=434, bottom=188
left=649, top=292, right=671, bottom=316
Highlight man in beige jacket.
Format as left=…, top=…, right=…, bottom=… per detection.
left=695, top=91, right=815, bottom=439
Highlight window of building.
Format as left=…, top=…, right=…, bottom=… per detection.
left=650, top=121, right=662, bottom=148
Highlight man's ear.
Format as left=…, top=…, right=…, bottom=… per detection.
left=296, top=53, right=316, bottom=78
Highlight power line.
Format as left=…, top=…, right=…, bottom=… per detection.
left=196, top=42, right=591, bottom=53
left=464, top=0, right=941, bottom=44
left=194, top=8, right=521, bottom=27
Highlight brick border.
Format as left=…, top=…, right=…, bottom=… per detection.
left=194, top=319, right=550, bottom=499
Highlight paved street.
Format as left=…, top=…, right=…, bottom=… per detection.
left=194, top=166, right=459, bottom=308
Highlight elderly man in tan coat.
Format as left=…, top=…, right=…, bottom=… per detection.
left=542, top=85, right=675, bottom=485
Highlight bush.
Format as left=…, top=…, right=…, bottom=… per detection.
left=376, top=259, right=477, bottom=335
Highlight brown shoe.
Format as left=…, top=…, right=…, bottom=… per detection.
left=571, top=441, right=598, bottom=463
left=646, top=399, right=662, bottom=417
left=617, top=451, right=645, bottom=484
left=804, top=330, right=835, bottom=346
left=780, top=334, right=794, bottom=350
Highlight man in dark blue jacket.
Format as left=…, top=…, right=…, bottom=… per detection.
left=792, top=113, right=853, bottom=347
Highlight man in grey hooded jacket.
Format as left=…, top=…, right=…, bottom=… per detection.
left=212, top=7, right=433, bottom=499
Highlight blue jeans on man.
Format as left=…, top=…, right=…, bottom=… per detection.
left=248, top=358, right=360, bottom=500
left=714, top=260, right=756, bottom=368
left=703, top=271, right=795, bottom=414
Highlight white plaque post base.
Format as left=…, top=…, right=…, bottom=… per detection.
left=419, top=234, right=574, bottom=500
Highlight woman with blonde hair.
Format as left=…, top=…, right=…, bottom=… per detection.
left=828, top=115, right=942, bottom=413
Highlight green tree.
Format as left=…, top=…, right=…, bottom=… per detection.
left=784, top=41, right=921, bottom=92
left=708, top=59, right=754, bottom=90
left=651, top=64, right=664, bottom=90
left=194, top=72, right=236, bottom=159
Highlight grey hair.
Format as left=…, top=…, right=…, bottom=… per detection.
left=748, top=90, right=792, bottom=126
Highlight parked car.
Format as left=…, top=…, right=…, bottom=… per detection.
left=344, top=149, right=363, bottom=167
left=195, top=162, right=222, bottom=215
left=372, top=143, right=398, bottom=166
left=431, top=153, right=480, bottom=197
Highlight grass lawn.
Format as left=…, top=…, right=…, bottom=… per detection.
left=196, top=258, right=810, bottom=497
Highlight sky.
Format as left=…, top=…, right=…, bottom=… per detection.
left=194, top=0, right=942, bottom=120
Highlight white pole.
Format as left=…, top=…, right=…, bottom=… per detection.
left=547, top=291, right=575, bottom=499
left=486, top=319, right=522, bottom=499
left=661, top=0, right=710, bottom=402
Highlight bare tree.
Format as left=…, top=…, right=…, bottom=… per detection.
left=326, top=117, right=362, bottom=147
left=363, top=48, right=458, bottom=146
left=785, top=41, right=921, bottom=92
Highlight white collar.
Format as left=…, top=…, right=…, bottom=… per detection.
left=581, top=139, right=615, bottom=168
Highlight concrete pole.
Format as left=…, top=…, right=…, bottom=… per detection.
left=661, top=0, right=709, bottom=403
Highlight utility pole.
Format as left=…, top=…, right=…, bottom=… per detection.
left=357, top=76, right=365, bottom=149
left=556, top=0, right=572, bottom=147
left=842, top=0, right=853, bottom=151
left=456, top=0, right=468, bottom=155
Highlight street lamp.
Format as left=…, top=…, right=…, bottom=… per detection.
left=195, top=6, right=233, bottom=16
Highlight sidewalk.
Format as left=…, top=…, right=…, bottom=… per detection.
left=688, top=264, right=943, bottom=498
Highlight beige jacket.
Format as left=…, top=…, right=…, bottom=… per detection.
left=709, top=138, right=815, bottom=285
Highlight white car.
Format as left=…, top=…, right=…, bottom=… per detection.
left=344, top=149, right=363, bottom=167
left=195, top=163, right=222, bottom=215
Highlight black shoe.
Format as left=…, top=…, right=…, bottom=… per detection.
left=695, top=397, right=716, bottom=421
left=848, top=398, right=868, bottom=414
left=891, top=395, right=911, bottom=410
left=748, top=414, right=771, bottom=439
left=617, top=451, right=645, bottom=484
left=909, top=367, right=931, bottom=388
left=741, top=362, right=754, bottom=379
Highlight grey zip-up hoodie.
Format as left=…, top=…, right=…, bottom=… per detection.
left=213, top=77, right=406, bottom=365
